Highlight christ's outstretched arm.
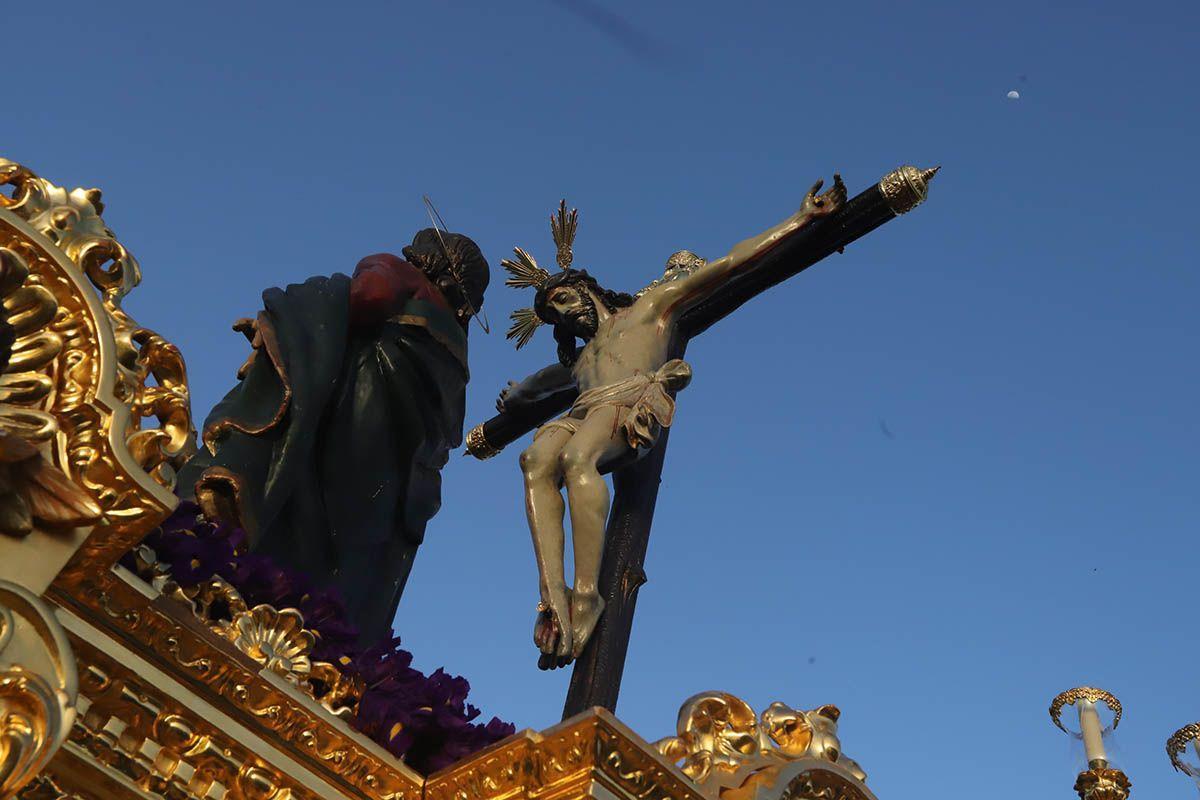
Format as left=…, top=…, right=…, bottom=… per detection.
left=649, top=175, right=846, bottom=317
left=496, top=362, right=577, bottom=413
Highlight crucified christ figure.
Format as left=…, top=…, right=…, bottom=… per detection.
left=500, top=175, right=846, bottom=668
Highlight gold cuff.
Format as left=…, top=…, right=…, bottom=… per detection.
left=465, top=423, right=501, bottom=460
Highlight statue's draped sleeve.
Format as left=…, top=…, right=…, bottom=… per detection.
left=183, top=275, right=352, bottom=537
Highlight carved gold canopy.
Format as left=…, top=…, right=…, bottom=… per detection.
left=0, top=156, right=877, bottom=800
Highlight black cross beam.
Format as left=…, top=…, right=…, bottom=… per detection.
left=466, top=165, right=939, bottom=719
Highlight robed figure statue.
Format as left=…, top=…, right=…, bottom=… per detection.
left=178, top=229, right=489, bottom=643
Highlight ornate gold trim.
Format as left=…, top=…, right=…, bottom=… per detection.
left=777, top=766, right=872, bottom=800
left=1049, top=687, right=1123, bottom=733
left=877, top=166, right=939, bottom=215
left=47, top=569, right=421, bottom=798
left=1167, top=722, right=1200, bottom=775
left=0, top=580, right=78, bottom=798
left=123, top=546, right=362, bottom=718
left=1073, top=767, right=1131, bottom=800
left=426, top=711, right=700, bottom=800
left=13, top=770, right=92, bottom=800
left=466, top=424, right=501, bottom=460
left=61, top=649, right=335, bottom=800
left=653, top=693, right=866, bottom=797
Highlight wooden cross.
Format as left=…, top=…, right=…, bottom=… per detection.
left=465, top=165, right=939, bottom=719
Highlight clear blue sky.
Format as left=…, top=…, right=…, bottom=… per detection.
left=9, top=0, right=1198, bottom=795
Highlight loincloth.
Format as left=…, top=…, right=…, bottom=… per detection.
left=535, top=359, right=693, bottom=449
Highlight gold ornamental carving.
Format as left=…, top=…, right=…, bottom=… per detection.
left=0, top=156, right=195, bottom=547
left=62, top=628, right=417, bottom=800
left=224, top=605, right=315, bottom=682
left=1049, top=687, right=1123, bottom=734
left=1073, top=767, right=1131, bottom=800
left=876, top=166, right=939, bottom=215
left=47, top=568, right=417, bottom=800
left=653, top=692, right=866, bottom=798
left=13, top=772, right=88, bottom=800
left=0, top=247, right=101, bottom=538
left=123, top=546, right=362, bottom=718
left=464, top=424, right=500, bottom=460
left=1167, top=722, right=1200, bottom=775
left=425, top=711, right=700, bottom=800
left=0, top=580, right=78, bottom=798
left=63, top=650, right=328, bottom=800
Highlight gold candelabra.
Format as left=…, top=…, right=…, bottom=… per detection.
left=1049, top=687, right=1131, bottom=800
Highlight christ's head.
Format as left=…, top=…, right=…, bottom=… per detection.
left=403, top=229, right=490, bottom=329
left=534, top=269, right=633, bottom=366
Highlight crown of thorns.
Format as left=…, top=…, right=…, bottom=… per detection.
left=502, top=200, right=578, bottom=349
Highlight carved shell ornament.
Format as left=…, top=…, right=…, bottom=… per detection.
left=224, top=605, right=315, bottom=680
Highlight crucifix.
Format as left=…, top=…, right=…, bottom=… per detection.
left=465, top=165, right=939, bottom=719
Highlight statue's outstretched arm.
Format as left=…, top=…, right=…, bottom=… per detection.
left=496, top=362, right=577, bottom=414
left=652, top=175, right=846, bottom=315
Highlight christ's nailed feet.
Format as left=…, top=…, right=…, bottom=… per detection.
left=534, top=590, right=574, bottom=670
left=569, top=589, right=605, bottom=659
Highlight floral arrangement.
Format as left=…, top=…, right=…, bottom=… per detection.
left=121, top=502, right=515, bottom=774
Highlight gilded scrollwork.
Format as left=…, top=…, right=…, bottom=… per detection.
left=0, top=156, right=195, bottom=541
left=13, top=771, right=91, bottom=800
left=48, top=570, right=419, bottom=800
left=426, top=713, right=697, bottom=800
left=0, top=580, right=79, bottom=798
left=653, top=693, right=865, bottom=796
left=0, top=246, right=102, bottom=537
left=776, top=770, right=865, bottom=800
left=65, top=629, right=416, bottom=800
left=123, top=547, right=362, bottom=717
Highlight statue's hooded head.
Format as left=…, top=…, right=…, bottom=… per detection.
left=403, top=229, right=490, bottom=329
left=533, top=268, right=634, bottom=367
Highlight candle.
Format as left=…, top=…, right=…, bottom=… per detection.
left=1078, top=699, right=1107, bottom=766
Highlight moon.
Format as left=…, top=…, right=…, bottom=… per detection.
left=1007, top=90, right=1021, bottom=99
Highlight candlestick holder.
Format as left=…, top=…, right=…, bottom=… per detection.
left=1167, top=723, right=1200, bottom=792
left=1049, top=687, right=1131, bottom=800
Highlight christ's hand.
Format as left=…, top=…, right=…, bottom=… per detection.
left=800, top=174, right=847, bottom=218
